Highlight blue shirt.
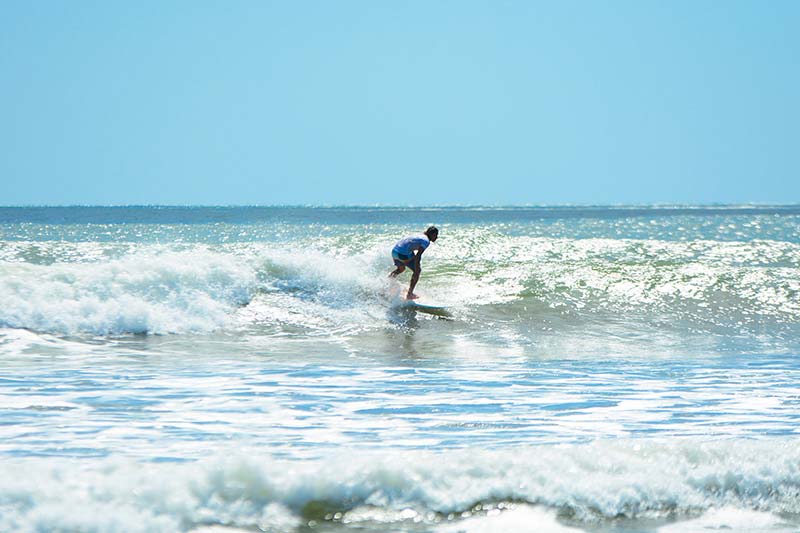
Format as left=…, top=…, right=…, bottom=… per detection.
left=393, top=235, right=431, bottom=256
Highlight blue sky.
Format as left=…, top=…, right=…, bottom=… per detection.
left=1, top=1, right=798, bottom=205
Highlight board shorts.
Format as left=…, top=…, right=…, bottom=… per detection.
left=392, top=249, right=415, bottom=268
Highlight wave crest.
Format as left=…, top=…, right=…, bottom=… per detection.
left=1, top=440, right=798, bottom=532
left=0, top=248, right=255, bottom=335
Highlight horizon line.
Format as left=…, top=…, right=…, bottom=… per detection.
left=2, top=202, right=800, bottom=209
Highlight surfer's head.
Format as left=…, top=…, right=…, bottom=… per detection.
left=425, top=226, right=439, bottom=242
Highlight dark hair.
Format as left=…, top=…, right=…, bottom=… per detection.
left=425, top=226, right=439, bottom=237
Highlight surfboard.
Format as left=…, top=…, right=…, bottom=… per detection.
left=401, top=300, right=452, bottom=317
left=385, top=282, right=451, bottom=317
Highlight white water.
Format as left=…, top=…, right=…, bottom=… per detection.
left=2, top=440, right=799, bottom=532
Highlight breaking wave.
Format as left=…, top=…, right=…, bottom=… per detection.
left=1, top=439, right=799, bottom=532
left=1, top=232, right=799, bottom=353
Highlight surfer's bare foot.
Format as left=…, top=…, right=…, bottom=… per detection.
left=406, top=292, right=419, bottom=300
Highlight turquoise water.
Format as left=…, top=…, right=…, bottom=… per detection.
left=1, top=206, right=799, bottom=532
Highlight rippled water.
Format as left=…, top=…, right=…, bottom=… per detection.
left=1, top=206, right=799, bottom=532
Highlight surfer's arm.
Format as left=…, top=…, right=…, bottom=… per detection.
left=410, top=248, right=424, bottom=271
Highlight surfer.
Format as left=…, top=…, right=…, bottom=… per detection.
left=389, top=226, right=439, bottom=300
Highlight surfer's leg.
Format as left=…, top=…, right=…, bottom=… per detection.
left=389, top=265, right=405, bottom=277
left=406, top=260, right=421, bottom=299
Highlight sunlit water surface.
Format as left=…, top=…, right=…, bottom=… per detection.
left=1, top=206, right=799, bottom=532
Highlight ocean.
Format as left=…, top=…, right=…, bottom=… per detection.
left=1, top=206, right=799, bottom=532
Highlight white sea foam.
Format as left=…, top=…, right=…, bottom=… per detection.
left=1, top=440, right=798, bottom=532
left=0, top=248, right=255, bottom=335
left=0, top=240, right=404, bottom=337
left=658, top=507, right=798, bottom=532
left=437, top=505, right=581, bottom=532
